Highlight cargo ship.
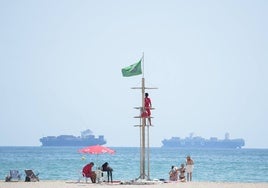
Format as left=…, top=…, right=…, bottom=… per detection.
left=161, top=133, right=245, bottom=149
left=40, top=129, right=106, bottom=146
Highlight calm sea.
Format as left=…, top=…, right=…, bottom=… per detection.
left=0, top=147, right=267, bottom=182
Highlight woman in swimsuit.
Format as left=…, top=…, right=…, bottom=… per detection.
left=185, top=156, right=194, bottom=182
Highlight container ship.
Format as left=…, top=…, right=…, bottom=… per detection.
left=161, top=133, right=245, bottom=149
left=40, top=129, right=106, bottom=146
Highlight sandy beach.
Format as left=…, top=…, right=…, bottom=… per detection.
left=1, top=181, right=267, bottom=188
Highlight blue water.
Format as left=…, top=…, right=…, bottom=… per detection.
left=0, top=147, right=267, bottom=182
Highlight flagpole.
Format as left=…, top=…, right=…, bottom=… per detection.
left=140, top=53, right=144, bottom=177
left=142, top=52, right=149, bottom=180
left=142, top=52, right=144, bottom=78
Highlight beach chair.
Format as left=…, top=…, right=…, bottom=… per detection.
left=24, top=169, right=39, bottom=182
left=77, top=170, right=90, bottom=183
left=5, top=170, right=21, bottom=182
left=95, top=169, right=104, bottom=183
left=82, top=171, right=97, bottom=183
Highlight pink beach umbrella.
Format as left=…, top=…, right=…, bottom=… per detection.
left=79, top=145, right=115, bottom=155
left=79, top=145, right=115, bottom=168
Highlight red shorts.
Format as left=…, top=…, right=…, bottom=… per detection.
left=141, top=108, right=151, bottom=117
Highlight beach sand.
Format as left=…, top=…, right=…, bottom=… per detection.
left=0, top=181, right=267, bottom=188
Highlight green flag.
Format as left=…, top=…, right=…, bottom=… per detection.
left=121, top=59, right=142, bottom=77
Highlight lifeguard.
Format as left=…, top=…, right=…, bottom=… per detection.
left=141, top=93, right=152, bottom=125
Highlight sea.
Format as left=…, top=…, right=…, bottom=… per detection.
left=1, top=147, right=267, bottom=182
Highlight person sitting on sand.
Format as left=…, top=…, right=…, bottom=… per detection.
left=178, top=163, right=186, bottom=182
left=82, top=162, right=96, bottom=183
left=169, top=165, right=178, bottom=181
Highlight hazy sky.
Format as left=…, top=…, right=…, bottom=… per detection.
left=0, top=0, right=267, bottom=148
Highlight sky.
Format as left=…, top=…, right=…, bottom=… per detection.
left=0, top=0, right=267, bottom=148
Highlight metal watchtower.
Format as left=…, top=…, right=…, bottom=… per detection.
left=132, top=77, right=157, bottom=180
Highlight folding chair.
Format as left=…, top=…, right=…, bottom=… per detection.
left=24, top=169, right=39, bottom=182
left=5, top=170, right=21, bottom=182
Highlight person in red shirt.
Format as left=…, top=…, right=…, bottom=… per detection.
left=82, top=162, right=96, bottom=183
left=142, top=92, right=152, bottom=126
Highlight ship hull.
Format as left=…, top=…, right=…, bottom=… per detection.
left=40, top=133, right=106, bottom=147
left=40, top=138, right=106, bottom=147
left=162, top=137, right=245, bottom=149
